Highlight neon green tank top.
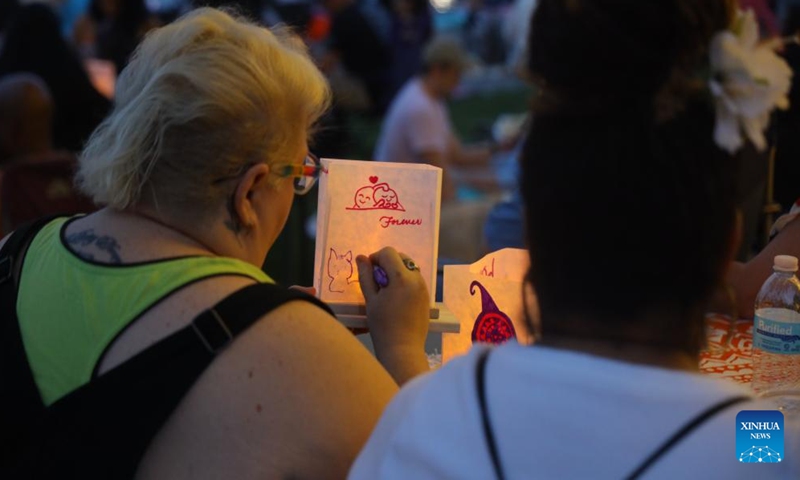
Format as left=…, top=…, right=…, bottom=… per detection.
left=17, top=217, right=273, bottom=406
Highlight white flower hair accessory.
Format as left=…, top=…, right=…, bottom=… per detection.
left=709, top=9, right=793, bottom=154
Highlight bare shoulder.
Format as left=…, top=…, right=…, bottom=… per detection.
left=136, top=299, right=399, bottom=480
left=779, top=211, right=800, bottom=242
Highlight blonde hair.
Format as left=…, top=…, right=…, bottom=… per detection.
left=77, top=7, right=330, bottom=215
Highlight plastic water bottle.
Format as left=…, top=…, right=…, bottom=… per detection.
left=752, top=255, right=800, bottom=410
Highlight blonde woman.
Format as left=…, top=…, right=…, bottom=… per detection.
left=0, top=8, right=429, bottom=479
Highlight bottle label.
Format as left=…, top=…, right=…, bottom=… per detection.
left=754, top=314, right=800, bottom=354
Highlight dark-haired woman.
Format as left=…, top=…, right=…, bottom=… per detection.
left=0, top=3, right=111, bottom=152
left=349, top=1, right=799, bottom=478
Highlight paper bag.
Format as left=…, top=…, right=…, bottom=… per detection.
left=442, top=248, right=535, bottom=363
left=314, top=159, right=442, bottom=308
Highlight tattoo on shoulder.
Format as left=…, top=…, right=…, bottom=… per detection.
left=66, top=229, right=123, bottom=264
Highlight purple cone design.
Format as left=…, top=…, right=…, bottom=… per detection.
left=470, top=281, right=516, bottom=344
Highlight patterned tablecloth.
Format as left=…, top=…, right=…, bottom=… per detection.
left=431, top=313, right=758, bottom=377
left=700, top=313, right=755, bottom=386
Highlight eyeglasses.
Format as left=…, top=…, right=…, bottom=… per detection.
left=273, top=152, right=323, bottom=195
left=212, top=153, right=323, bottom=196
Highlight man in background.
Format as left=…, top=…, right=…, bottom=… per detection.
left=375, top=36, right=506, bottom=261
left=375, top=35, right=500, bottom=203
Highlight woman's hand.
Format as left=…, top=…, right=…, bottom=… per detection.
left=288, top=285, right=316, bottom=296
left=356, top=247, right=430, bottom=384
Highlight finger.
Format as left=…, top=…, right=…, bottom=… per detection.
left=289, top=285, right=317, bottom=296
left=369, top=247, right=407, bottom=278
left=356, top=254, right=378, bottom=299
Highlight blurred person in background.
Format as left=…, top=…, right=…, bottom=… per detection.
left=463, top=0, right=511, bottom=65
left=0, top=74, right=57, bottom=165
left=321, top=0, right=392, bottom=113
left=0, top=3, right=111, bottom=152
left=0, top=73, right=95, bottom=235
left=375, top=35, right=507, bottom=261
left=192, top=0, right=264, bottom=20
left=722, top=204, right=800, bottom=319
left=72, top=0, right=160, bottom=73
left=263, top=0, right=314, bottom=30
left=502, top=0, right=536, bottom=75
left=382, top=0, right=433, bottom=102
left=375, top=35, right=500, bottom=202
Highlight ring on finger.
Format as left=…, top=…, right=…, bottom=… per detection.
left=402, top=258, right=420, bottom=272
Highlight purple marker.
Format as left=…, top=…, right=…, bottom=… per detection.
left=373, top=264, right=389, bottom=288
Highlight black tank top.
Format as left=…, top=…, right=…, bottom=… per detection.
left=13, top=282, right=335, bottom=479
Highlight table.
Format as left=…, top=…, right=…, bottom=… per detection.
left=422, top=312, right=759, bottom=373
left=375, top=311, right=760, bottom=372
left=701, top=313, right=754, bottom=386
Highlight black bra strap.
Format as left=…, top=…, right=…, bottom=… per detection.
left=625, top=395, right=750, bottom=479
left=190, top=282, right=335, bottom=354
left=476, top=348, right=505, bottom=480
left=476, top=346, right=750, bottom=480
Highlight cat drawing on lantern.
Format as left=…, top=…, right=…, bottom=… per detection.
left=327, top=248, right=355, bottom=293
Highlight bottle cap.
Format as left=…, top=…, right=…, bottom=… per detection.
left=774, top=255, right=799, bottom=272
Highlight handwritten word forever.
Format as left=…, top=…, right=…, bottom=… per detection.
left=379, top=216, right=423, bottom=229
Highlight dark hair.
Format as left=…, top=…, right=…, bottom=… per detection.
left=0, top=4, right=111, bottom=152
left=88, top=0, right=155, bottom=73
left=775, top=11, right=800, bottom=210
left=89, top=0, right=150, bottom=32
left=0, top=0, right=19, bottom=33
left=192, top=0, right=263, bottom=21
left=520, top=0, right=739, bottom=352
left=380, top=0, right=430, bottom=16
left=89, top=0, right=150, bottom=27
